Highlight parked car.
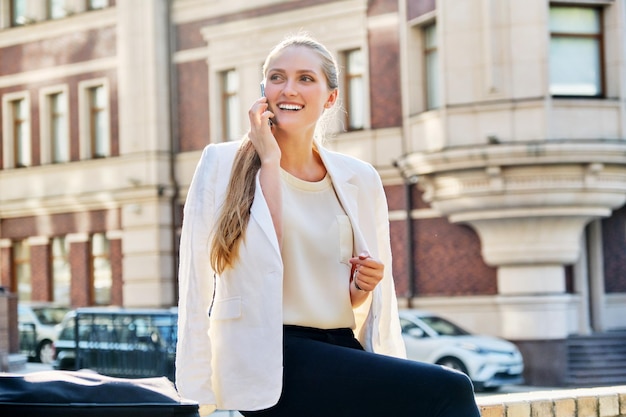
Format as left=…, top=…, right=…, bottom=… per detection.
left=399, top=310, right=524, bottom=391
left=18, top=302, right=70, bottom=364
left=53, top=307, right=178, bottom=381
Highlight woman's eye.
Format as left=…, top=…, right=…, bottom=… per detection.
left=301, top=75, right=314, bottom=82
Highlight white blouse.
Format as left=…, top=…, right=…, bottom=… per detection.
left=280, top=168, right=356, bottom=330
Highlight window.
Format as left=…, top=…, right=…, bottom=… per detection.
left=51, top=237, right=70, bottom=305
left=549, top=6, right=603, bottom=96
left=48, top=0, right=66, bottom=19
left=79, top=79, right=110, bottom=159
left=49, top=92, right=69, bottom=163
left=12, top=98, right=31, bottom=167
left=10, top=0, right=27, bottom=26
left=89, top=85, right=110, bottom=157
left=2, top=92, right=31, bottom=169
left=91, top=233, right=111, bottom=306
left=88, top=0, right=108, bottom=10
left=423, top=23, right=440, bottom=110
left=221, top=69, right=240, bottom=141
left=40, top=86, right=69, bottom=165
left=344, top=49, right=365, bottom=131
left=13, top=240, right=31, bottom=301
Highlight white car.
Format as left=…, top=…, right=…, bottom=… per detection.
left=18, top=302, right=70, bottom=364
left=399, top=310, right=524, bottom=391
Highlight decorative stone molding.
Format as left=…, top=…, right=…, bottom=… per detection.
left=395, top=141, right=626, bottom=340
left=394, top=141, right=626, bottom=267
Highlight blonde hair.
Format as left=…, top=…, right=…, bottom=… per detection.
left=209, top=34, right=339, bottom=274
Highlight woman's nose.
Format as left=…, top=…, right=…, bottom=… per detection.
left=282, top=79, right=297, bottom=96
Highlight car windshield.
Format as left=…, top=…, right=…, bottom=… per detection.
left=33, top=307, right=70, bottom=325
left=420, top=316, right=470, bottom=336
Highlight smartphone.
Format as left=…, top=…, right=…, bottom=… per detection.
left=260, top=82, right=274, bottom=126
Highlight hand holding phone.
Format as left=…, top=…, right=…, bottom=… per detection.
left=260, top=82, right=274, bottom=126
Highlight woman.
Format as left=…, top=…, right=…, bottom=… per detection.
left=175, top=34, right=480, bottom=417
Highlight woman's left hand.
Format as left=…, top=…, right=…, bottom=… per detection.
left=350, top=253, right=384, bottom=292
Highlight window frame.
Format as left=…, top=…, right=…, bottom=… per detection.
left=12, top=239, right=31, bottom=301
left=220, top=69, right=240, bottom=142
left=39, top=85, right=70, bottom=165
left=50, top=91, right=69, bottom=163
left=47, top=0, right=66, bottom=20
left=342, top=48, right=366, bottom=131
left=51, top=236, right=71, bottom=305
left=549, top=5, right=605, bottom=98
left=90, top=233, right=112, bottom=306
left=79, top=78, right=111, bottom=159
left=2, top=91, right=31, bottom=169
left=423, top=22, right=440, bottom=110
left=9, top=0, right=27, bottom=26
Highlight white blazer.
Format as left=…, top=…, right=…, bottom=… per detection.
left=175, top=141, right=406, bottom=411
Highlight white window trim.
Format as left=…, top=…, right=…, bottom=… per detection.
left=2, top=90, right=31, bottom=169
left=0, top=0, right=10, bottom=29
left=78, top=78, right=110, bottom=159
left=406, top=16, right=440, bottom=116
left=219, top=68, right=240, bottom=142
left=0, top=0, right=43, bottom=27
left=208, top=65, right=250, bottom=143
left=548, top=5, right=604, bottom=97
left=39, top=84, right=70, bottom=165
left=338, top=46, right=371, bottom=132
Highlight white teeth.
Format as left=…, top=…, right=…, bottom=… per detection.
left=278, top=104, right=303, bottom=111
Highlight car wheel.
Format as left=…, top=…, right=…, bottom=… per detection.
left=436, top=357, right=469, bottom=375
left=38, top=341, right=55, bottom=364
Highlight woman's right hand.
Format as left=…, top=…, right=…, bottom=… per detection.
left=248, top=97, right=280, bottom=164
left=248, top=97, right=283, bottom=247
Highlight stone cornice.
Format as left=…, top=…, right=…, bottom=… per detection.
left=395, top=141, right=626, bottom=177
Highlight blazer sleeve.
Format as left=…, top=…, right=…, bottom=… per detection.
left=370, top=164, right=407, bottom=358
left=175, top=145, right=219, bottom=406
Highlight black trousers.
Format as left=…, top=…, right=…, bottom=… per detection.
left=239, top=325, right=481, bottom=417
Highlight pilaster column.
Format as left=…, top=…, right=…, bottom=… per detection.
left=0, top=239, right=12, bottom=289
left=67, top=233, right=90, bottom=307
left=116, top=0, right=176, bottom=307
left=27, top=236, right=51, bottom=302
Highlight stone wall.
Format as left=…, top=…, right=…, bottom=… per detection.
left=478, top=386, right=626, bottom=417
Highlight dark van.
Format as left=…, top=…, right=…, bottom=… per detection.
left=53, top=307, right=178, bottom=381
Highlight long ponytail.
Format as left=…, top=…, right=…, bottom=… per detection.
left=209, top=139, right=260, bottom=274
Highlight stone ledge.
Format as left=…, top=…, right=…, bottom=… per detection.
left=477, top=386, right=626, bottom=417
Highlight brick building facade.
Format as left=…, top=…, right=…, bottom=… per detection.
left=1, top=0, right=626, bottom=385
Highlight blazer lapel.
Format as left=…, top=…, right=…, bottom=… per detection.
left=249, top=172, right=282, bottom=259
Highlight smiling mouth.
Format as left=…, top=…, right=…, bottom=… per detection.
left=278, top=104, right=303, bottom=111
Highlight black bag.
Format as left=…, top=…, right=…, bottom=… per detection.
left=0, top=370, right=199, bottom=417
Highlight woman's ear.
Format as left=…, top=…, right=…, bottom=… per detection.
left=325, top=89, right=339, bottom=108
